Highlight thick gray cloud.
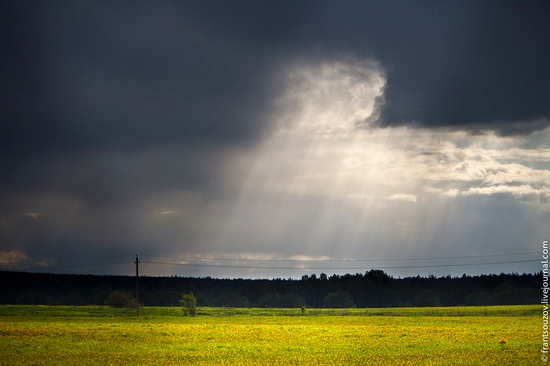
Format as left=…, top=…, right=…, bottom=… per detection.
left=1, top=1, right=548, bottom=278
left=1, top=1, right=292, bottom=158
left=3, top=0, right=550, bottom=155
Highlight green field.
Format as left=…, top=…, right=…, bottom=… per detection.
left=0, top=305, right=542, bottom=365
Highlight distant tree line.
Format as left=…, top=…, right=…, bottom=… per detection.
left=0, top=270, right=540, bottom=308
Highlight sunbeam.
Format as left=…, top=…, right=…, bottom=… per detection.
left=186, top=56, right=550, bottom=278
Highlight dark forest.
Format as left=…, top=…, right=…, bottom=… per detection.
left=1, top=270, right=540, bottom=308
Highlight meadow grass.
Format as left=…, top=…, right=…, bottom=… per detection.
left=0, top=305, right=541, bottom=365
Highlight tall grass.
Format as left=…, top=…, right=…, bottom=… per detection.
left=0, top=305, right=540, bottom=365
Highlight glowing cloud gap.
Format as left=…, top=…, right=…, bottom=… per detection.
left=186, top=56, right=550, bottom=277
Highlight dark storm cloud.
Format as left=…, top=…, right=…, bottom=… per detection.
left=1, top=1, right=548, bottom=277
left=0, top=0, right=304, bottom=159
left=291, top=1, right=550, bottom=133
left=2, top=0, right=549, bottom=159
left=0, top=0, right=308, bottom=240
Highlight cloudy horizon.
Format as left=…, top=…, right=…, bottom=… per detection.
left=1, top=1, right=549, bottom=279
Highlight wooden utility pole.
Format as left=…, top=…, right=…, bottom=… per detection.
left=135, top=255, right=140, bottom=317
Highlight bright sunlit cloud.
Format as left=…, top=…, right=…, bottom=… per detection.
left=3, top=56, right=548, bottom=279
left=0, top=250, right=28, bottom=266
left=193, top=56, right=550, bottom=277
left=3, top=2, right=550, bottom=280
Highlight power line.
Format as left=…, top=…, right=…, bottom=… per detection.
left=20, top=262, right=130, bottom=271
left=52, top=255, right=131, bottom=262
left=17, top=251, right=539, bottom=266
left=13, top=251, right=540, bottom=273
left=142, top=258, right=538, bottom=271
left=140, top=251, right=539, bottom=263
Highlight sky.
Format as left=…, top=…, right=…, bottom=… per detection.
left=1, top=0, right=549, bottom=279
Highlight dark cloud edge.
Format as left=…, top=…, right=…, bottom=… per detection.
left=375, top=102, right=550, bottom=137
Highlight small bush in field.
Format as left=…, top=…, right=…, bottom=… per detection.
left=181, top=292, right=197, bottom=316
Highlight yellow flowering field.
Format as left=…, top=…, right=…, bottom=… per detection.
left=0, top=305, right=541, bottom=365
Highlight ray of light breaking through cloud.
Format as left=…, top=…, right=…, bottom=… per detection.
left=1, top=1, right=549, bottom=278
